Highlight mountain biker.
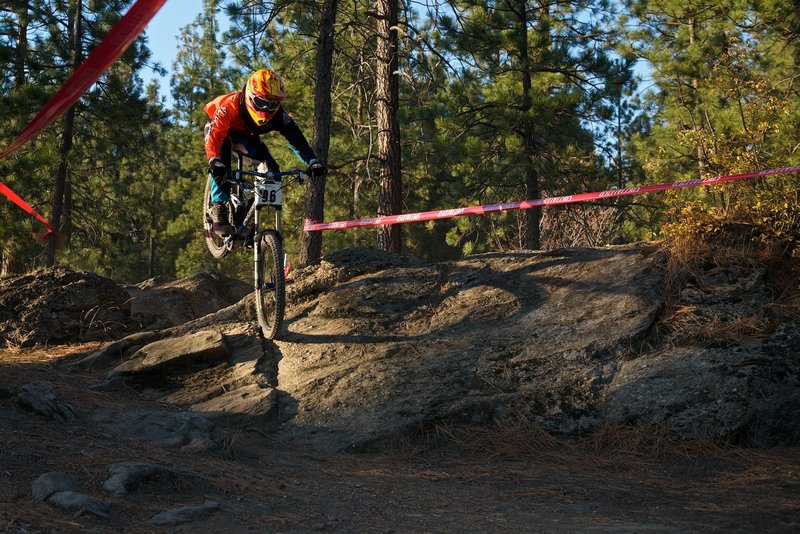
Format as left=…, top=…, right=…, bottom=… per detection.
left=204, top=68, right=326, bottom=236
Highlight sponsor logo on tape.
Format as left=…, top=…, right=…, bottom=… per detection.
left=599, top=187, right=641, bottom=198
left=485, top=202, right=520, bottom=211
left=760, top=166, right=800, bottom=176
left=437, top=208, right=466, bottom=218
left=671, top=179, right=704, bottom=187
left=543, top=195, right=574, bottom=205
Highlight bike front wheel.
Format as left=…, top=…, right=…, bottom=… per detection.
left=255, top=230, right=285, bottom=340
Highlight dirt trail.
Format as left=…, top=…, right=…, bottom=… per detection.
left=2, top=344, right=799, bottom=532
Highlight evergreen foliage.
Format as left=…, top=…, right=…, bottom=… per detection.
left=1, top=0, right=798, bottom=279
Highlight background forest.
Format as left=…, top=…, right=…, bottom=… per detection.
left=1, top=0, right=798, bottom=283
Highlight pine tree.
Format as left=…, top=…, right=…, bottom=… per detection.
left=431, top=0, right=623, bottom=251
left=1, top=0, right=175, bottom=279
left=624, top=0, right=800, bottom=247
left=45, top=0, right=83, bottom=267
left=299, top=0, right=337, bottom=266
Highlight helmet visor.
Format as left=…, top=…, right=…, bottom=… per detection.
left=252, top=95, right=281, bottom=113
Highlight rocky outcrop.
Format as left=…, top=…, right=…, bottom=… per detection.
left=276, top=246, right=668, bottom=449
left=604, top=319, right=800, bottom=445
left=16, top=382, right=75, bottom=424
left=103, top=462, right=206, bottom=496
left=4, top=245, right=799, bottom=532
left=57, top=246, right=800, bottom=450
left=30, top=465, right=213, bottom=523
left=125, top=271, right=251, bottom=329
left=109, top=329, right=230, bottom=376
left=92, top=410, right=226, bottom=450
left=31, top=472, right=113, bottom=518
left=0, top=267, right=252, bottom=347
left=0, top=266, right=130, bottom=347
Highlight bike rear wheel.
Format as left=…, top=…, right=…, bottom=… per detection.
left=203, top=176, right=230, bottom=259
left=255, top=230, right=285, bottom=340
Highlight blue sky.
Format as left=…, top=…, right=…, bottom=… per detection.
left=141, top=0, right=205, bottom=95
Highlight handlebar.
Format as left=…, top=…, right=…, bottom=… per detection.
left=232, top=169, right=306, bottom=182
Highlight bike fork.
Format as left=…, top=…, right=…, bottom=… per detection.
left=253, top=208, right=283, bottom=287
left=254, top=208, right=262, bottom=291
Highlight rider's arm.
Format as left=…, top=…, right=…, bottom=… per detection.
left=273, top=108, right=319, bottom=164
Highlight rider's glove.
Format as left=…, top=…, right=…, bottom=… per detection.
left=306, top=159, right=326, bottom=178
left=208, top=157, right=227, bottom=179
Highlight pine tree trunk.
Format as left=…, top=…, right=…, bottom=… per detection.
left=148, top=179, right=157, bottom=278
left=1, top=251, right=16, bottom=277
left=46, top=0, right=82, bottom=266
left=375, top=0, right=402, bottom=253
left=14, top=3, right=28, bottom=87
left=63, top=179, right=72, bottom=246
left=524, top=166, right=540, bottom=249
left=616, top=96, right=624, bottom=189
left=518, top=0, right=540, bottom=250
left=688, top=16, right=706, bottom=177
left=300, top=0, right=337, bottom=266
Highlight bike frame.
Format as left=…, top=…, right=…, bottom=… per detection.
left=221, top=155, right=304, bottom=251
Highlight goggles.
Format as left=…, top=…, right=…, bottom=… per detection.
left=252, top=95, right=281, bottom=113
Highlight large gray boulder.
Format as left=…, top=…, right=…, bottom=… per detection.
left=62, top=246, right=800, bottom=451
left=125, top=272, right=251, bottom=329
left=109, top=330, right=230, bottom=376
left=604, top=320, right=800, bottom=445
left=276, top=246, right=667, bottom=449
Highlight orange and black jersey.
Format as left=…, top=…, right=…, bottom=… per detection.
left=204, top=91, right=317, bottom=164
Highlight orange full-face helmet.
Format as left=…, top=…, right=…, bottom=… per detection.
left=244, top=69, right=286, bottom=126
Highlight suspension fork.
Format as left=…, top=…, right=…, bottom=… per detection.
left=254, top=207, right=262, bottom=289
left=253, top=197, right=283, bottom=289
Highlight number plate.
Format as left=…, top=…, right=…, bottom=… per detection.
left=256, top=182, right=282, bottom=206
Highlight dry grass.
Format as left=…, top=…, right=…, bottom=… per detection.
left=662, top=305, right=772, bottom=346
left=405, top=413, right=795, bottom=479
left=0, top=342, right=105, bottom=364
left=657, top=234, right=800, bottom=346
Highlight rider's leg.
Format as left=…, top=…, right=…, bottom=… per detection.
left=209, top=177, right=229, bottom=204
left=206, top=132, right=235, bottom=235
left=211, top=136, right=233, bottom=203
left=204, top=125, right=233, bottom=203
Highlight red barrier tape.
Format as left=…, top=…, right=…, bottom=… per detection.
left=0, top=182, right=55, bottom=238
left=304, top=166, right=800, bottom=232
left=0, top=0, right=167, bottom=161
left=0, top=0, right=167, bottom=237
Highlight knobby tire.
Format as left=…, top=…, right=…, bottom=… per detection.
left=255, top=231, right=285, bottom=340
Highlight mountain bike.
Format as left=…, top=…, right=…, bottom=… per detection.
left=202, top=154, right=305, bottom=340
